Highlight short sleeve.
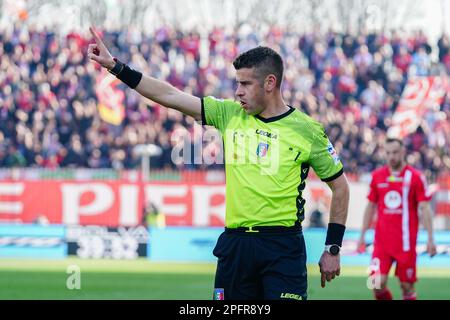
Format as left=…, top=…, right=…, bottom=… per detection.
left=309, top=125, right=344, bottom=182
left=202, top=96, right=241, bottom=134
left=367, top=173, right=378, bottom=203
left=415, top=172, right=432, bottom=202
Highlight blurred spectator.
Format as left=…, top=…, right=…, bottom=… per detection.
left=394, top=46, right=412, bottom=74
left=410, top=46, right=431, bottom=76
left=0, top=25, right=448, bottom=182
left=142, top=201, right=166, bottom=228
left=5, top=144, right=27, bottom=167
left=33, top=214, right=50, bottom=226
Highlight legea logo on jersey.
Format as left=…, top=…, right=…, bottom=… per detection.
left=384, top=191, right=402, bottom=209
left=256, top=142, right=269, bottom=158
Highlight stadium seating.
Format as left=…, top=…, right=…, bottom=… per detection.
left=0, top=26, right=449, bottom=181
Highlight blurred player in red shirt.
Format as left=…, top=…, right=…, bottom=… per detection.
left=357, top=138, right=437, bottom=300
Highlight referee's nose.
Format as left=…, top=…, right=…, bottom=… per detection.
left=235, top=84, right=244, bottom=98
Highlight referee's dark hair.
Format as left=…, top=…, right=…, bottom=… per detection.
left=233, top=46, right=284, bottom=88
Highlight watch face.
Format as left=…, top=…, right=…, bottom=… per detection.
left=330, top=245, right=340, bottom=255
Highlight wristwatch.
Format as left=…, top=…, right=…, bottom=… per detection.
left=325, top=244, right=341, bottom=256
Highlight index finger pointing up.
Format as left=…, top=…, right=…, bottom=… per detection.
left=89, top=27, right=103, bottom=45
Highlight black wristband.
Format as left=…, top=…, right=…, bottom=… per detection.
left=116, top=63, right=143, bottom=89
left=325, top=223, right=346, bottom=246
left=108, top=58, right=125, bottom=76
left=110, top=58, right=143, bottom=89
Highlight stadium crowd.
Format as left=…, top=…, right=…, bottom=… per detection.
left=0, top=24, right=449, bottom=180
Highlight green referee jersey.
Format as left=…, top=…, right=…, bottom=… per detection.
left=201, top=96, right=344, bottom=228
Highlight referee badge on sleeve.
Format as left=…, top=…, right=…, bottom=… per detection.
left=327, top=140, right=340, bottom=165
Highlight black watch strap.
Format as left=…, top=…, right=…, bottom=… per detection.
left=108, top=58, right=125, bottom=76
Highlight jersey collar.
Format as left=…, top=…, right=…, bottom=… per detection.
left=254, top=106, right=295, bottom=123
left=386, top=164, right=409, bottom=177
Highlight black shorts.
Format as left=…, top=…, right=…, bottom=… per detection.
left=212, top=226, right=308, bottom=300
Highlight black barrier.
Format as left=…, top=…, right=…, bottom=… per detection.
left=66, top=225, right=149, bottom=259
left=1, top=300, right=447, bottom=319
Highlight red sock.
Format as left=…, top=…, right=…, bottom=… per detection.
left=403, top=292, right=417, bottom=300
left=375, top=288, right=393, bottom=300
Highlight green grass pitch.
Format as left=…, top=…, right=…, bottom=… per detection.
left=1, top=258, right=449, bottom=300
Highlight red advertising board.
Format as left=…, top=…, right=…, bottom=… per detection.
left=0, top=176, right=448, bottom=227
left=0, top=180, right=226, bottom=227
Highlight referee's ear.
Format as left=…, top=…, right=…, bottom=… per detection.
left=264, top=74, right=277, bottom=92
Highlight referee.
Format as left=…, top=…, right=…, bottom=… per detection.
left=88, top=27, right=349, bottom=300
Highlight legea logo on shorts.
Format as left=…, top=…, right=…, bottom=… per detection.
left=280, top=293, right=302, bottom=300
left=384, top=191, right=402, bottom=209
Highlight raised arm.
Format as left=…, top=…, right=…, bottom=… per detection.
left=87, top=27, right=202, bottom=120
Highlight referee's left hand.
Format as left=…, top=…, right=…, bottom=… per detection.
left=318, top=252, right=341, bottom=288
